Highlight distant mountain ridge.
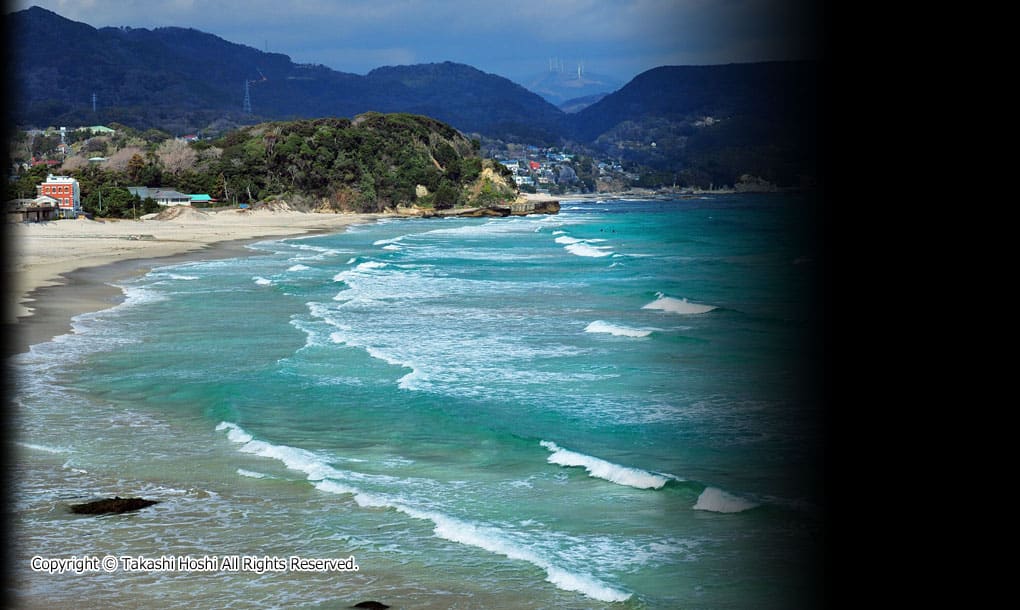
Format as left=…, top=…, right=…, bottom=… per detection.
left=518, top=68, right=622, bottom=106
left=6, top=6, right=564, bottom=142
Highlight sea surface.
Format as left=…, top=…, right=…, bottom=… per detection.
left=12, top=195, right=823, bottom=608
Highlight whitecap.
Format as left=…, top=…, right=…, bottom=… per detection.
left=564, top=243, right=614, bottom=258
left=287, top=264, right=311, bottom=272
left=642, top=292, right=716, bottom=314
left=584, top=321, right=654, bottom=338
left=16, top=441, right=69, bottom=454
left=167, top=274, right=199, bottom=281
left=540, top=441, right=678, bottom=489
left=373, top=237, right=404, bottom=246
left=693, top=487, right=759, bottom=513
left=236, top=469, right=269, bottom=479
left=554, top=235, right=582, bottom=245
left=253, top=276, right=272, bottom=286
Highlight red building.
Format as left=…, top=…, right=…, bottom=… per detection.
left=36, top=174, right=81, bottom=218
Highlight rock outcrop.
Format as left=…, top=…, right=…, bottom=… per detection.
left=69, top=497, right=159, bottom=515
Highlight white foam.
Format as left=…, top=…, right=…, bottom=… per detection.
left=216, top=421, right=253, bottom=444
left=253, top=276, right=272, bottom=286
left=373, top=237, right=404, bottom=246
left=357, top=261, right=388, bottom=271
left=116, top=285, right=167, bottom=309
left=345, top=257, right=358, bottom=265
left=540, top=441, right=676, bottom=490
left=236, top=469, right=269, bottom=479
left=218, top=422, right=339, bottom=481
left=585, top=321, right=654, bottom=338
left=382, top=244, right=400, bottom=251
left=554, top=235, right=582, bottom=245
left=642, top=293, right=717, bottom=315
left=399, top=505, right=631, bottom=603
left=552, top=230, right=566, bottom=235
left=287, top=264, right=311, bottom=272
left=693, top=487, right=759, bottom=513
left=216, top=422, right=630, bottom=602
left=565, top=243, right=614, bottom=258
left=338, top=261, right=389, bottom=283
left=16, top=441, right=69, bottom=454
left=397, top=367, right=427, bottom=390
left=545, top=567, right=631, bottom=603
left=363, top=346, right=425, bottom=390
left=168, top=274, right=199, bottom=281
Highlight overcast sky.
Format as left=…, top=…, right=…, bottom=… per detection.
left=10, top=0, right=819, bottom=84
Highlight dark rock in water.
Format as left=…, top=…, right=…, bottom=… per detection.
left=352, top=602, right=390, bottom=610
left=69, top=496, right=159, bottom=515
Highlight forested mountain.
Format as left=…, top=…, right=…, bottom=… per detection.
left=209, top=113, right=517, bottom=212
left=568, top=62, right=819, bottom=186
left=6, top=7, right=564, bottom=142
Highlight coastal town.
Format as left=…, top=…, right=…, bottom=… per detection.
left=6, top=121, right=740, bottom=224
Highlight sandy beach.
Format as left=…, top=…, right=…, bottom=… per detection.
left=7, top=207, right=391, bottom=351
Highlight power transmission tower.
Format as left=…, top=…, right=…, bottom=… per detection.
left=243, top=80, right=252, bottom=114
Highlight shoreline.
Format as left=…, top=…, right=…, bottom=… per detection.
left=9, top=210, right=392, bottom=354
left=6, top=191, right=692, bottom=354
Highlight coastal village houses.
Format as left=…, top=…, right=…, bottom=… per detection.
left=36, top=174, right=81, bottom=218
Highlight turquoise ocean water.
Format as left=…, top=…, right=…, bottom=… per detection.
left=13, top=195, right=822, bottom=608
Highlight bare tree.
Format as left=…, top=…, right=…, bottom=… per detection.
left=156, top=139, right=197, bottom=175
left=107, top=146, right=145, bottom=172
left=60, top=155, right=88, bottom=172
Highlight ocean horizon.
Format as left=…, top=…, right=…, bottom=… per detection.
left=12, top=194, right=823, bottom=608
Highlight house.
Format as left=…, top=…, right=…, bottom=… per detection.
left=78, top=125, right=116, bottom=135
left=127, top=186, right=191, bottom=206
left=36, top=174, right=81, bottom=218
left=188, top=193, right=213, bottom=205
left=153, top=189, right=192, bottom=206
left=7, top=197, right=58, bottom=222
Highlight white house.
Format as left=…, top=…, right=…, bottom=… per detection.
left=127, top=186, right=192, bottom=206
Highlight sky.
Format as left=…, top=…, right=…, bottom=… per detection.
left=9, top=0, right=819, bottom=85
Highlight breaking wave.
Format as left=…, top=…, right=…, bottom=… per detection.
left=642, top=292, right=716, bottom=314
left=540, top=441, right=678, bottom=490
